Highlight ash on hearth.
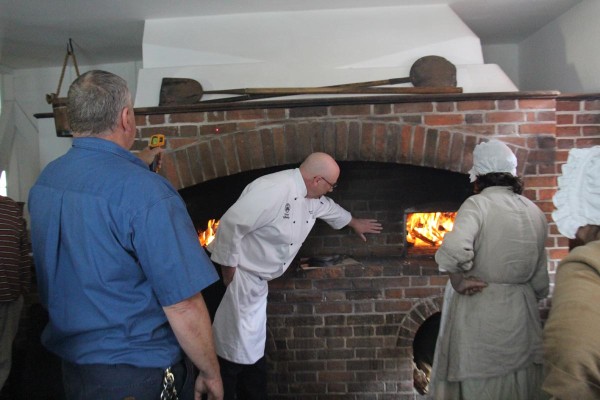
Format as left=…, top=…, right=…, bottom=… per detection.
left=298, top=255, right=354, bottom=270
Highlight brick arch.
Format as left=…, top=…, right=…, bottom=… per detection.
left=160, top=120, right=495, bottom=191
left=396, top=296, right=444, bottom=353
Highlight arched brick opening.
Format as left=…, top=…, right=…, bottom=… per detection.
left=396, top=296, right=443, bottom=351
left=159, top=120, right=530, bottom=191
left=397, top=297, right=444, bottom=396
left=398, top=297, right=444, bottom=396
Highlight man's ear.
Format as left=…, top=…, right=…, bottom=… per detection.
left=121, top=106, right=134, bottom=133
left=311, top=176, right=320, bottom=188
left=114, top=106, right=128, bottom=133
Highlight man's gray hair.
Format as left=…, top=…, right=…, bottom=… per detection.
left=67, top=70, right=131, bottom=136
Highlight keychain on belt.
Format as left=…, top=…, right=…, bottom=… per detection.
left=160, top=366, right=178, bottom=400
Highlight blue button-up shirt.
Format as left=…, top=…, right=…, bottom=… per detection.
left=29, top=137, right=218, bottom=367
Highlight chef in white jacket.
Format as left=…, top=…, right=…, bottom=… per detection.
left=207, top=152, right=382, bottom=400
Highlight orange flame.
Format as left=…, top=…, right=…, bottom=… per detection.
left=406, top=212, right=456, bottom=247
left=198, top=219, right=220, bottom=247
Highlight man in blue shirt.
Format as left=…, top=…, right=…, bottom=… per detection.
left=29, top=70, right=223, bottom=400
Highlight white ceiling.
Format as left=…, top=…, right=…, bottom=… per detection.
left=0, top=0, right=583, bottom=70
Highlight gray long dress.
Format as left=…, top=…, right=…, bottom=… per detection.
left=429, top=186, right=549, bottom=400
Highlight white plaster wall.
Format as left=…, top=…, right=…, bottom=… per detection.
left=136, top=5, right=521, bottom=106
left=2, top=62, right=140, bottom=205
left=143, top=6, right=482, bottom=69
left=482, top=44, right=520, bottom=89
left=519, top=0, right=600, bottom=92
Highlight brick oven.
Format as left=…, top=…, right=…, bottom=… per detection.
left=131, top=91, right=600, bottom=399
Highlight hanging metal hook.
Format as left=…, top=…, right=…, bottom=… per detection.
left=46, top=38, right=81, bottom=104
left=67, top=38, right=76, bottom=55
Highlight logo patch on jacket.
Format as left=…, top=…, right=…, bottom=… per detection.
left=283, top=203, right=291, bottom=219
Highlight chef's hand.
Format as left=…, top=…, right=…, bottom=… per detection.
left=347, top=217, right=383, bottom=242
left=449, top=273, right=488, bottom=295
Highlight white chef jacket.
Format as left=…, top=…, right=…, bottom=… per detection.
left=208, top=168, right=352, bottom=364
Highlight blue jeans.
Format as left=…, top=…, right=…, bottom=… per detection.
left=62, top=357, right=194, bottom=400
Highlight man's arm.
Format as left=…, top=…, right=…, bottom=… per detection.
left=137, top=146, right=164, bottom=172
left=137, top=146, right=164, bottom=165
left=164, top=292, right=223, bottom=400
left=347, top=217, right=383, bottom=241
left=434, top=199, right=489, bottom=295
left=220, top=265, right=236, bottom=286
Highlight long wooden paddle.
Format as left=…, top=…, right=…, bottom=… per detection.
left=159, top=55, right=458, bottom=106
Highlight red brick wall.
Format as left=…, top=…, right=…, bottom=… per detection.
left=134, top=94, right=564, bottom=254
left=266, top=257, right=444, bottom=398
left=133, top=93, right=600, bottom=398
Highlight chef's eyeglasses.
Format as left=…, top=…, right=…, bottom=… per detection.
left=318, top=176, right=338, bottom=189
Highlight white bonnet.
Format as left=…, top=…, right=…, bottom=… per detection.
left=468, top=140, right=518, bottom=183
left=552, top=146, right=600, bottom=239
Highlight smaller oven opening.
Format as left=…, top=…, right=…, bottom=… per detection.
left=404, top=203, right=459, bottom=256
left=412, top=312, right=441, bottom=395
left=406, top=211, right=457, bottom=248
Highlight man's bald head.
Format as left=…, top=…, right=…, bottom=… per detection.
left=300, top=152, right=340, bottom=198
left=300, top=152, right=340, bottom=179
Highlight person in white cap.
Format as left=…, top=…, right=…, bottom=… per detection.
left=429, top=139, right=550, bottom=400
left=542, top=146, right=600, bottom=400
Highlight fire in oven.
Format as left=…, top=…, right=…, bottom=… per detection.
left=404, top=203, right=459, bottom=255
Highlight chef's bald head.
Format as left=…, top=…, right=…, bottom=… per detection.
left=301, top=152, right=339, bottom=178
left=300, top=152, right=340, bottom=198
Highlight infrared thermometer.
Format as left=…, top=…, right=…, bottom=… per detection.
left=149, top=134, right=165, bottom=172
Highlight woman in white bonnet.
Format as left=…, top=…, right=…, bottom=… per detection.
left=542, top=146, right=600, bottom=400
left=429, top=139, right=550, bottom=400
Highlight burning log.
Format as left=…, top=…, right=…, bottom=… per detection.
left=413, top=360, right=432, bottom=395
left=406, top=211, right=456, bottom=247
left=410, top=230, right=438, bottom=247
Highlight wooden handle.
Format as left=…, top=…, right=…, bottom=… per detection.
left=198, top=77, right=412, bottom=104
left=327, top=76, right=410, bottom=89
left=204, top=86, right=462, bottom=95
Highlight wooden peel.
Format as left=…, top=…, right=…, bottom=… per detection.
left=159, top=82, right=462, bottom=105
left=200, top=57, right=455, bottom=104
left=159, top=55, right=458, bottom=106
left=160, top=76, right=411, bottom=105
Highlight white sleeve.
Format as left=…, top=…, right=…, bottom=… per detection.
left=208, top=183, right=283, bottom=267
left=434, top=198, right=481, bottom=273
left=314, top=196, right=352, bottom=230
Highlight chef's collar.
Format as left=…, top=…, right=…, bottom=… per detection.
left=293, top=168, right=308, bottom=198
